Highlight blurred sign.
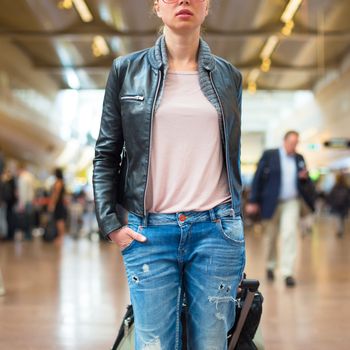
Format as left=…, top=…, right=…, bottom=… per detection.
left=323, top=138, right=350, bottom=149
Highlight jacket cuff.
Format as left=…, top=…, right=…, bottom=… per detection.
left=100, top=217, right=123, bottom=240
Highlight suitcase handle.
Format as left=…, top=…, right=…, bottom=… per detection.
left=228, top=279, right=260, bottom=350
left=239, top=279, right=259, bottom=292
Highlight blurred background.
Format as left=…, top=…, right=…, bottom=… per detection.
left=0, top=1, right=349, bottom=349
left=1, top=0, right=349, bottom=196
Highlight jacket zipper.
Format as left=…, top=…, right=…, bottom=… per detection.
left=209, top=71, right=234, bottom=213
left=120, top=95, right=145, bottom=101
left=143, top=71, right=162, bottom=216
left=123, top=145, right=129, bottom=192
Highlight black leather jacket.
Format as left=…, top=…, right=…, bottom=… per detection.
left=93, top=36, right=243, bottom=238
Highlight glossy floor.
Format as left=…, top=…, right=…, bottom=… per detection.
left=0, top=215, right=349, bottom=350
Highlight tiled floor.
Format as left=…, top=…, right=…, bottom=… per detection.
left=0, top=215, right=349, bottom=349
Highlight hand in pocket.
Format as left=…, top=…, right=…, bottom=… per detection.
left=108, top=226, right=147, bottom=250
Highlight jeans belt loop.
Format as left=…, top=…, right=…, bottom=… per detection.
left=209, top=208, right=217, bottom=222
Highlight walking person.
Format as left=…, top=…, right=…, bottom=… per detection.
left=0, top=148, right=4, bottom=176
left=327, top=173, right=349, bottom=238
left=246, top=131, right=315, bottom=287
left=93, top=0, right=245, bottom=348
left=2, top=169, right=17, bottom=241
left=48, top=168, right=67, bottom=244
left=0, top=150, right=5, bottom=238
left=16, top=164, right=35, bottom=241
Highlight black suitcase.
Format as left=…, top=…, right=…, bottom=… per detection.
left=42, top=214, right=57, bottom=242
left=111, top=278, right=263, bottom=350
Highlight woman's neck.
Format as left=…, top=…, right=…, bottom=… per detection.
left=164, top=28, right=200, bottom=71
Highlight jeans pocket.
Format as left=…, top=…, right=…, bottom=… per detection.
left=216, top=216, right=245, bottom=244
left=121, top=224, right=142, bottom=254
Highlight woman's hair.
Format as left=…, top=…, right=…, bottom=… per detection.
left=54, top=168, right=64, bottom=180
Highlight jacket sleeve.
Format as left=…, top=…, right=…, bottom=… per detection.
left=249, top=151, right=269, bottom=204
left=93, top=58, right=124, bottom=238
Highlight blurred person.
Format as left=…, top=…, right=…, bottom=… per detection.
left=0, top=150, right=5, bottom=238
left=32, top=187, right=47, bottom=232
left=81, top=186, right=99, bottom=239
left=327, top=173, right=349, bottom=238
left=69, top=190, right=86, bottom=238
left=48, top=168, right=67, bottom=244
left=299, top=200, right=315, bottom=237
left=93, top=0, right=245, bottom=348
left=16, top=164, right=35, bottom=240
left=0, top=211, right=6, bottom=241
left=1, top=169, right=17, bottom=241
left=246, top=131, right=315, bottom=287
left=0, top=148, right=4, bottom=176
left=0, top=180, right=5, bottom=238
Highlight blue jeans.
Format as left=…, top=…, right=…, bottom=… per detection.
left=122, top=202, right=246, bottom=350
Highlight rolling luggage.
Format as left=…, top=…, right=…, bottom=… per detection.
left=111, top=278, right=263, bottom=350
left=42, top=214, right=57, bottom=242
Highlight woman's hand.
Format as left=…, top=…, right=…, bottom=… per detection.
left=108, top=226, right=147, bottom=250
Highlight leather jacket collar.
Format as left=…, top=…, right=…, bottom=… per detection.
left=148, top=35, right=216, bottom=72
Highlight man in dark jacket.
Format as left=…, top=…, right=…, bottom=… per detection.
left=246, top=131, right=315, bottom=287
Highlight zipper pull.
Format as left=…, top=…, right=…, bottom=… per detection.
left=124, top=317, right=131, bottom=335
left=120, top=95, right=145, bottom=101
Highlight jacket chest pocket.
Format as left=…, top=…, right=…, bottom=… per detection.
left=120, top=94, right=146, bottom=121
left=120, top=95, right=145, bottom=102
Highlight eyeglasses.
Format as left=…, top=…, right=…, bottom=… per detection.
left=162, top=0, right=205, bottom=3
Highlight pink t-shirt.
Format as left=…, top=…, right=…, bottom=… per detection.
left=145, top=70, right=231, bottom=213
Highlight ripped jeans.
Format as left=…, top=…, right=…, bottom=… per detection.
left=121, top=202, right=246, bottom=350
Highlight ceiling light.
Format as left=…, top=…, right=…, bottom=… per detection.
left=281, top=0, right=303, bottom=24
left=281, top=20, right=295, bottom=36
left=72, top=0, right=93, bottom=23
left=92, top=36, right=110, bottom=57
left=248, top=68, right=260, bottom=83
left=65, top=69, right=80, bottom=90
left=248, top=81, right=257, bottom=94
left=260, top=58, right=271, bottom=72
left=247, top=68, right=260, bottom=93
left=57, top=0, right=73, bottom=10
left=260, top=35, right=279, bottom=60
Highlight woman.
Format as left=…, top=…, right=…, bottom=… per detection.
left=93, top=0, right=245, bottom=348
left=49, top=168, right=66, bottom=243
left=1, top=169, right=17, bottom=241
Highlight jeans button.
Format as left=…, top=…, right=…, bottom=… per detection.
left=179, top=214, right=187, bottom=222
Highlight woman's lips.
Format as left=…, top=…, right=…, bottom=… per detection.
left=176, top=9, right=194, bottom=19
